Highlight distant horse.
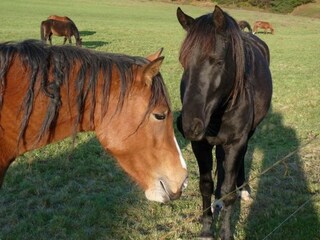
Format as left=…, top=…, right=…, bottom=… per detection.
left=47, top=15, right=74, bottom=24
left=238, top=20, right=252, bottom=33
left=40, top=19, right=82, bottom=46
left=177, top=6, right=272, bottom=239
left=0, top=40, right=188, bottom=204
left=253, top=20, right=274, bottom=34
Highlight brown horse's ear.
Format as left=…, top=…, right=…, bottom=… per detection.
left=142, top=56, right=164, bottom=87
left=213, top=5, right=226, bottom=32
left=177, top=7, right=194, bottom=31
left=146, top=48, right=163, bottom=62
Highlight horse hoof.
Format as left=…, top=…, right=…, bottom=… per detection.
left=198, top=230, right=214, bottom=240
left=238, top=189, right=253, bottom=202
left=211, top=199, right=223, bottom=214
left=197, top=236, right=214, bottom=240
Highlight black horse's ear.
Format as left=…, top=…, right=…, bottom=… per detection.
left=177, top=7, right=194, bottom=31
left=213, top=5, right=226, bottom=32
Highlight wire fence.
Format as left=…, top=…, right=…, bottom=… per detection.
left=160, top=135, right=319, bottom=240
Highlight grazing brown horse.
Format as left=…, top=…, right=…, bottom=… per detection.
left=0, top=40, right=188, bottom=203
left=238, top=20, right=252, bottom=33
left=253, top=20, right=274, bottom=34
left=40, top=19, right=82, bottom=46
left=47, top=15, right=74, bottom=24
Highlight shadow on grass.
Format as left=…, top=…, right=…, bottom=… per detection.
left=243, top=109, right=320, bottom=239
left=174, top=108, right=320, bottom=239
left=0, top=136, right=144, bottom=239
left=79, top=30, right=96, bottom=36
left=82, top=40, right=110, bottom=49
left=254, top=31, right=274, bottom=35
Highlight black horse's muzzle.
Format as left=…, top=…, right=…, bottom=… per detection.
left=178, top=113, right=205, bottom=141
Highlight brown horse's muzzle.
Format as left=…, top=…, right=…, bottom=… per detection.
left=145, top=174, right=188, bottom=203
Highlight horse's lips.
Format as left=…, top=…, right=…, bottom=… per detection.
left=160, top=179, right=182, bottom=201
left=160, top=179, right=171, bottom=199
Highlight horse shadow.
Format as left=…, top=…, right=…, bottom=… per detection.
left=77, top=30, right=110, bottom=49
left=79, top=30, right=96, bottom=37
left=241, top=109, right=320, bottom=239
left=82, top=41, right=110, bottom=49
left=0, top=136, right=144, bottom=239
left=173, top=109, right=320, bottom=239
left=254, top=31, right=273, bottom=35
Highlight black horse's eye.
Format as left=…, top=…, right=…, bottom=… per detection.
left=154, top=113, right=166, bottom=120
left=216, top=60, right=224, bottom=66
left=208, top=56, right=215, bottom=65
left=208, top=56, right=224, bottom=66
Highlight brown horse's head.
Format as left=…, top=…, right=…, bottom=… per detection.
left=95, top=50, right=188, bottom=203
left=0, top=41, right=187, bottom=204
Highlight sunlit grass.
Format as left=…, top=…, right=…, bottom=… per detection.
left=0, top=0, right=319, bottom=239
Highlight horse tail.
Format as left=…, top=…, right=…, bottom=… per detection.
left=40, top=21, right=45, bottom=42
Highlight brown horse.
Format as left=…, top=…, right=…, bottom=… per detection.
left=238, top=20, right=252, bottom=33
left=0, top=40, right=188, bottom=203
left=47, top=15, right=74, bottom=23
left=253, top=20, right=274, bottom=34
left=40, top=19, right=82, bottom=46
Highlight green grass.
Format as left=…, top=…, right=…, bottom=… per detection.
left=0, top=0, right=320, bottom=239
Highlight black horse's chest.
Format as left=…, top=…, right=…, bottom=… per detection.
left=205, top=94, right=254, bottom=145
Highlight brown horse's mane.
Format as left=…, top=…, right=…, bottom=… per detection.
left=0, top=40, right=170, bottom=144
left=179, top=11, right=253, bottom=105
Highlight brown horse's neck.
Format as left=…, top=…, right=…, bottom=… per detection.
left=8, top=62, right=112, bottom=155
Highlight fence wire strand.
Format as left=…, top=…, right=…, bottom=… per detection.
left=262, top=194, right=318, bottom=240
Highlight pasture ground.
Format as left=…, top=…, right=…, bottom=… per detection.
left=0, top=0, right=319, bottom=239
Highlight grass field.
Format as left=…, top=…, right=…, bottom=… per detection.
left=0, top=0, right=319, bottom=239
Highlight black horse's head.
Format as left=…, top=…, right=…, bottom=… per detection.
left=177, top=6, right=245, bottom=141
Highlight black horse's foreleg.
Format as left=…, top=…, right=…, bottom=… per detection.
left=219, top=141, right=248, bottom=240
left=215, top=145, right=224, bottom=205
left=216, top=144, right=252, bottom=204
left=191, top=140, right=214, bottom=238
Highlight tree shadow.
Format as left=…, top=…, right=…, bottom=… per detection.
left=242, top=109, right=320, bottom=239
left=0, top=136, right=144, bottom=239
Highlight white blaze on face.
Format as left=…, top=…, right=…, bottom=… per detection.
left=144, top=137, right=188, bottom=203
left=174, top=137, right=187, bottom=169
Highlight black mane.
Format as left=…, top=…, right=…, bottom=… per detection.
left=0, top=40, right=170, bottom=144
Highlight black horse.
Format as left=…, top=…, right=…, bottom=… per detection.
left=176, top=6, right=272, bottom=239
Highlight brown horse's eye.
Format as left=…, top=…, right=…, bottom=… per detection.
left=154, top=113, right=166, bottom=121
